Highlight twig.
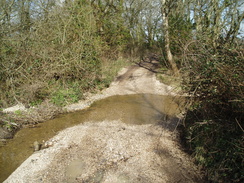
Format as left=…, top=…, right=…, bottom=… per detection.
left=13, top=95, right=21, bottom=105
left=228, top=100, right=243, bottom=102
left=235, top=118, right=244, bottom=132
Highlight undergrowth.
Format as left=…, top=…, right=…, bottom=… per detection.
left=0, top=1, right=130, bottom=109
left=181, top=41, right=244, bottom=182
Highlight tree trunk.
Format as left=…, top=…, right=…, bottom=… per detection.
left=161, top=0, right=179, bottom=76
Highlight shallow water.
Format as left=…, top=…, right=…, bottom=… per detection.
left=0, top=94, right=185, bottom=182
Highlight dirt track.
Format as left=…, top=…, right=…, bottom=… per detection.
left=65, top=59, right=179, bottom=112
left=4, top=60, right=203, bottom=183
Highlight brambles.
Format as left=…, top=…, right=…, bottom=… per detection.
left=0, top=1, right=129, bottom=109
left=181, top=40, right=244, bottom=182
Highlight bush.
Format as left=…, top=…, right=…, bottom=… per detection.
left=0, top=2, right=103, bottom=107
left=182, top=40, right=244, bottom=182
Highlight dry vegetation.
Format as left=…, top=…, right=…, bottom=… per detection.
left=0, top=0, right=243, bottom=182
left=181, top=40, right=243, bottom=183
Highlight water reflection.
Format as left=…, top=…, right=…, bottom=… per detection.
left=0, top=94, right=185, bottom=182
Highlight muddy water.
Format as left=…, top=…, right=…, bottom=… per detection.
left=0, top=94, right=185, bottom=182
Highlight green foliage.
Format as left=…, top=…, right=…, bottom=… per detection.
left=30, top=99, right=43, bottom=107
left=51, top=82, right=82, bottom=107
left=14, top=110, right=22, bottom=115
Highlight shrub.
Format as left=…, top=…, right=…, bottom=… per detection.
left=0, top=2, right=103, bottom=107
left=182, top=40, right=243, bottom=182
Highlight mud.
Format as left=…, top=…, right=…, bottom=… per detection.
left=4, top=121, right=202, bottom=183
left=0, top=94, right=185, bottom=182
left=3, top=60, right=202, bottom=183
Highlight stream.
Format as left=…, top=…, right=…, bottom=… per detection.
left=0, top=94, right=185, bottom=182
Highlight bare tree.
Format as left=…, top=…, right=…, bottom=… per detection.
left=224, top=0, right=244, bottom=44
left=19, top=0, right=31, bottom=31
left=191, top=0, right=243, bottom=47
left=0, top=0, right=15, bottom=25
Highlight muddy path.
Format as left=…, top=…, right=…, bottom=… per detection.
left=4, top=59, right=203, bottom=183
left=65, top=57, right=180, bottom=112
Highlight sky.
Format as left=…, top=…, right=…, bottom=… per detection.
left=55, top=0, right=244, bottom=39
